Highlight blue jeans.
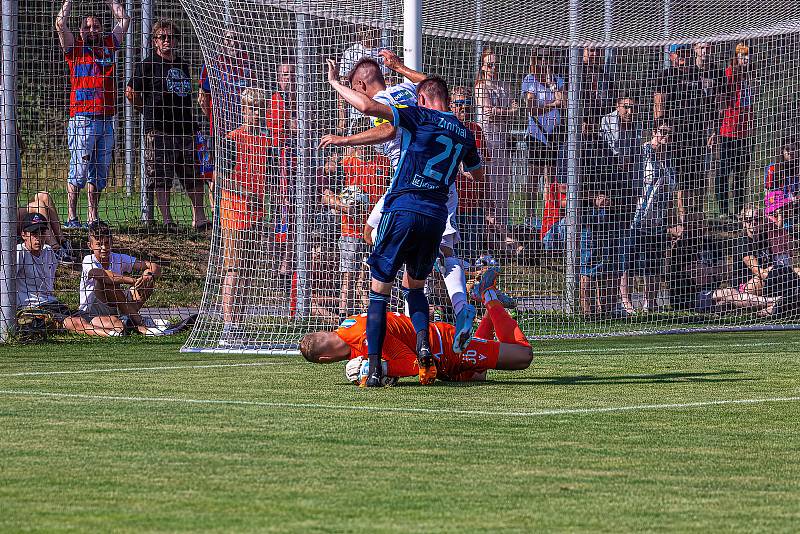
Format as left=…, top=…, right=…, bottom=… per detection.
left=542, top=218, right=567, bottom=251
left=67, top=115, right=115, bottom=191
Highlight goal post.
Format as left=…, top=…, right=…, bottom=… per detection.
left=180, top=0, right=800, bottom=353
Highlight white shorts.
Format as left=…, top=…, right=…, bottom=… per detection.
left=367, top=185, right=460, bottom=248
left=77, top=290, right=133, bottom=319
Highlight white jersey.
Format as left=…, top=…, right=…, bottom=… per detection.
left=371, top=81, right=417, bottom=168
left=16, top=244, right=59, bottom=307
left=79, top=252, right=137, bottom=313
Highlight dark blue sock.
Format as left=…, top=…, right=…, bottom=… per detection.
left=402, top=286, right=430, bottom=351
left=366, top=290, right=389, bottom=375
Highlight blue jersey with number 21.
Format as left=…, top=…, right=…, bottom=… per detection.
left=384, top=104, right=482, bottom=222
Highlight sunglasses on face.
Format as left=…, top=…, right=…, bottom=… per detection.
left=451, top=99, right=472, bottom=106
left=156, top=34, right=176, bottom=42
left=620, top=104, right=635, bottom=110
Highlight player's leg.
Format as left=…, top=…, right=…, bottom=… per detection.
left=402, top=212, right=447, bottom=385
left=363, top=211, right=403, bottom=387
left=63, top=314, right=121, bottom=337
left=440, top=234, right=476, bottom=353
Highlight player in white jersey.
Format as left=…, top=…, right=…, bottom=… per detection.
left=319, top=49, right=476, bottom=353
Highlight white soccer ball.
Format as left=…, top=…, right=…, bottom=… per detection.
left=344, top=356, right=398, bottom=386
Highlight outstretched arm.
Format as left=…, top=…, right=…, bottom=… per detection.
left=327, top=59, right=393, bottom=121
left=55, top=0, right=75, bottom=51
left=108, top=0, right=131, bottom=45
left=318, top=122, right=395, bottom=149
left=379, top=49, right=427, bottom=84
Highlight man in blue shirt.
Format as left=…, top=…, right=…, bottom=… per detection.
left=326, top=59, right=484, bottom=387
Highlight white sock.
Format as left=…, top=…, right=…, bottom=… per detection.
left=443, top=255, right=467, bottom=315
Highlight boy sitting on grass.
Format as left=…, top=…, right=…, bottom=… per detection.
left=63, top=221, right=162, bottom=336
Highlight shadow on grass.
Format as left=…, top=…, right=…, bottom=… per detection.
left=487, top=370, right=754, bottom=386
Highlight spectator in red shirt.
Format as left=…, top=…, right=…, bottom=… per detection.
left=56, top=0, right=130, bottom=228
left=717, top=42, right=754, bottom=218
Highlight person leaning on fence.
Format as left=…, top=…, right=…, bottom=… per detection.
left=16, top=213, right=72, bottom=322
left=125, top=19, right=210, bottom=232
left=56, top=0, right=131, bottom=229
left=63, top=221, right=162, bottom=337
left=17, top=191, right=76, bottom=264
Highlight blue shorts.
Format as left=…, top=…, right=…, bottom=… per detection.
left=368, top=210, right=446, bottom=284
left=67, top=115, right=115, bottom=191
left=580, top=227, right=603, bottom=277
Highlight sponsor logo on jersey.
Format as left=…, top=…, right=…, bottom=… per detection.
left=340, top=318, right=357, bottom=328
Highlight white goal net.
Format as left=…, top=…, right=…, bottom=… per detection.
left=179, top=0, right=800, bottom=352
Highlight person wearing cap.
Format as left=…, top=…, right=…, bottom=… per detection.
left=654, top=43, right=719, bottom=223
left=62, top=221, right=163, bottom=336
left=16, top=213, right=71, bottom=320
left=717, top=42, right=754, bottom=218
left=17, top=191, right=75, bottom=264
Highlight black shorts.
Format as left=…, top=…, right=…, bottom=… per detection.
left=145, top=131, right=203, bottom=192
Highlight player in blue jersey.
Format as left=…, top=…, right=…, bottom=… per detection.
left=320, top=51, right=478, bottom=356
left=326, top=59, right=484, bottom=387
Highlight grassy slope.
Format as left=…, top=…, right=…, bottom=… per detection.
left=1, top=332, right=799, bottom=532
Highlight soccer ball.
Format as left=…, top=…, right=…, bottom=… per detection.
left=340, top=185, right=370, bottom=211
left=344, top=356, right=398, bottom=387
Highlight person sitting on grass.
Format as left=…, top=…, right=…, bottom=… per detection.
left=18, top=191, right=76, bottom=264
left=63, top=221, right=162, bottom=336
left=16, top=213, right=72, bottom=321
left=299, top=267, right=532, bottom=386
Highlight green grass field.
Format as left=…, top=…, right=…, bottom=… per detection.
left=2, top=332, right=799, bottom=532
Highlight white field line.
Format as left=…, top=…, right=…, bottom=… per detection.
left=0, top=389, right=798, bottom=418
left=543, top=340, right=800, bottom=354
left=0, top=361, right=300, bottom=377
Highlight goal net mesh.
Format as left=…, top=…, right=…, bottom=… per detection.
left=179, top=0, right=800, bottom=352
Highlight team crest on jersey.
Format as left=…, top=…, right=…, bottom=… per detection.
left=340, top=318, right=357, bottom=328
left=94, top=46, right=115, bottom=67
left=166, top=68, right=191, bottom=97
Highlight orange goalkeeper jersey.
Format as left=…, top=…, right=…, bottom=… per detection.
left=335, top=313, right=500, bottom=381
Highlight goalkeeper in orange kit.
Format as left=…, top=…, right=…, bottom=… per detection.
left=299, top=267, right=533, bottom=385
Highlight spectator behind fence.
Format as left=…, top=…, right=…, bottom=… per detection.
left=450, top=86, right=489, bottom=261
left=56, top=0, right=131, bottom=228
left=581, top=47, right=615, bottom=136
left=521, top=49, right=564, bottom=225
left=266, top=59, right=299, bottom=277
left=322, top=146, right=389, bottom=322
left=216, top=88, right=274, bottom=346
left=654, top=43, right=718, bottom=222
left=16, top=213, right=71, bottom=320
left=198, top=30, right=252, bottom=135
left=475, top=47, right=520, bottom=255
left=717, top=43, right=754, bottom=218
left=739, top=203, right=800, bottom=315
left=17, top=191, right=75, bottom=264
left=63, top=221, right=162, bottom=337
left=600, top=95, right=644, bottom=314
left=126, top=19, right=209, bottom=232
left=623, top=122, right=681, bottom=314
left=668, top=225, right=778, bottom=316
left=770, top=140, right=800, bottom=195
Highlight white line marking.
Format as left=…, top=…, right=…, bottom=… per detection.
left=0, top=389, right=798, bottom=418
left=543, top=341, right=800, bottom=354
left=0, top=361, right=295, bottom=377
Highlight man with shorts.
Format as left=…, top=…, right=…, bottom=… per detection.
left=56, top=0, right=131, bottom=228
left=299, top=267, right=532, bottom=384
left=63, top=221, right=163, bottom=336
left=126, top=19, right=209, bottom=231
left=326, top=59, right=484, bottom=387
left=319, top=51, right=479, bottom=356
